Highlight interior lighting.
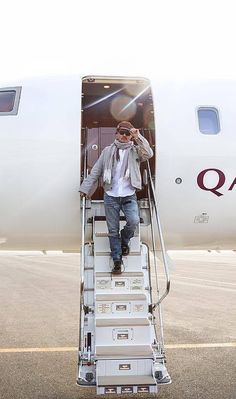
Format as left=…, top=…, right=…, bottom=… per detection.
left=84, top=88, right=123, bottom=109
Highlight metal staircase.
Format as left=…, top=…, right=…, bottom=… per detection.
left=77, top=157, right=171, bottom=395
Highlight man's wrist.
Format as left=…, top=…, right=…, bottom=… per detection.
left=133, top=132, right=142, bottom=142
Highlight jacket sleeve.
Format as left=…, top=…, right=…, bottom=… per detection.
left=79, top=150, right=105, bottom=195
left=134, top=133, right=154, bottom=162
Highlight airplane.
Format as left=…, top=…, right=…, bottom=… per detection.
left=0, top=74, right=235, bottom=251
left=1, top=73, right=235, bottom=395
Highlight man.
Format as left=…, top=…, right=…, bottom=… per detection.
left=79, top=121, right=153, bottom=274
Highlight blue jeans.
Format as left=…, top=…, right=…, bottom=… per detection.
left=104, top=193, right=140, bottom=261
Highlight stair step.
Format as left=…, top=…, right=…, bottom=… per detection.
left=96, top=325, right=151, bottom=346
left=96, top=272, right=143, bottom=277
left=96, top=318, right=150, bottom=327
left=95, top=232, right=108, bottom=237
left=96, top=345, right=153, bottom=357
left=94, top=219, right=139, bottom=231
left=95, top=274, right=145, bottom=292
left=93, top=220, right=140, bottom=254
left=96, top=293, right=146, bottom=301
left=94, top=216, right=127, bottom=222
left=97, top=375, right=156, bottom=386
left=95, top=232, right=139, bottom=238
left=94, top=255, right=143, bottom=273
left=94, top=237, right=141, bottom=254
left=93, top=216, right=144, bottom=223
left=94, top=252, right=141, bottom=256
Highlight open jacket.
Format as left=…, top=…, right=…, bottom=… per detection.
left=79, top=133, right=153, bottom=196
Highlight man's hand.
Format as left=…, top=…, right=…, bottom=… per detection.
left=80, top=191, right=88, bottom=199
left=130, top=128, right=139, bottom=140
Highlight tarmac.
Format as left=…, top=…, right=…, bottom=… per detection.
left=0, top=250, right=235, bottom=399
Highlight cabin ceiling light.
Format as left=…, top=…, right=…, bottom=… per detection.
left=104, top=85, right=110, bottom=89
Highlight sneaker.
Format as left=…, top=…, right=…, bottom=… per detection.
left=112, top=260, right=122, bottom=274
left=121, top=243, right=130, bottom=256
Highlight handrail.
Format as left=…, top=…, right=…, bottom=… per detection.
left=146, top=172, right=165, bottom=351
left=80, top=196, right=86, bottom=286
left=146, top=160, right=170, bottom=309
left=78, top=195, right=86, bottom=355
left=79, top=129, right=88, bottom=354
left=81, top=126, right=88, bottom=286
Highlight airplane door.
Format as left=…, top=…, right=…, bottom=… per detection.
left=81, top=76, right=156, bottom=200
left=84, top=127, right=116, bottom=198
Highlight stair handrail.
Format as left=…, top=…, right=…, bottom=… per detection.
left=146, top=160, right=170, bottom=309
left=78, top=129, right=88, bottom=355
left=80, top=127, right=88, bottom=288
left=80, top=196, right=86, bottom=286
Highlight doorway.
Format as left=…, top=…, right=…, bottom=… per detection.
left=81, top=76, right=156, bottom=199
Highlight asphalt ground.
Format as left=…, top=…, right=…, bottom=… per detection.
left=0, top=251, right=235, bottom=399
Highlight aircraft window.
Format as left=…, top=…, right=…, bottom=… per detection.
left=197, top=107, right=220, bottom=135
left=0, top=87, right=21, bottom=115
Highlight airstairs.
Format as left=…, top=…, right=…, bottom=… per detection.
left=77, top=161, right=171, bottom=395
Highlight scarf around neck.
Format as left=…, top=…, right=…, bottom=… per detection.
left=103, top=139, right=133, bottom=184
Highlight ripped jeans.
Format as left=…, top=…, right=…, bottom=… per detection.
left=104, top=192, right=140, bottom=261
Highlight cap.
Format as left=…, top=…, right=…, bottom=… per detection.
left=117, top=121, right=134, bottom=132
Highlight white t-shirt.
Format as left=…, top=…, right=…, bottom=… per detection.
left=106, top=149, right=135, bottom=197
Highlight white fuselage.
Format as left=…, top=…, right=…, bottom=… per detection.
left=0, top=75, right=235, bottom=250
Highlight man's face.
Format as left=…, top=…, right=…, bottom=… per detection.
left=116, top=128, right=132, bottom=143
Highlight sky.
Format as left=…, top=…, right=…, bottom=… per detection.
left=1, top=0, right=236, bottom=82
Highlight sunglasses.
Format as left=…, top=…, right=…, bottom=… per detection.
left=117, top=128, right=131, bottom=136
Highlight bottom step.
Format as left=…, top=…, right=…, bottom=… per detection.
left=98, top=375, right=156, bottom=386
left=97, top=375, right=158, bottom=395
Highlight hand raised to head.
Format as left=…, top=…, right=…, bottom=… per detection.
left=130, top=128, right=139, bottom=139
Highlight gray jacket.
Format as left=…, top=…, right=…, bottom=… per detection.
left=80, top=133, right=153, bottom=196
